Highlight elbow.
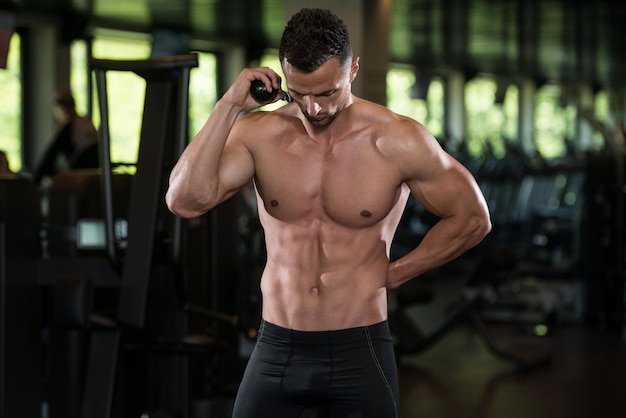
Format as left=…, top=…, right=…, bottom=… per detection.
left=165, top=189, right=187, bottom=218
left=460, top=205, right=491, bottom=248
left=474, top=210, right=492, bottom=242
left=165, top=188, right=205, bottom=219
left=481, top=217, right=492, bottom=239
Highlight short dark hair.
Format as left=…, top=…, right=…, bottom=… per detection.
left=279, top=8, right=353, bottom=73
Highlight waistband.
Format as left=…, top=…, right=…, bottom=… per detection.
left=259, top=319, right=391, bottom=345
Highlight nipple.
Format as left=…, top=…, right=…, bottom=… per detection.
left=360, top=210, right=372, bottom=218
left=270, top=200, right=279, bottom=207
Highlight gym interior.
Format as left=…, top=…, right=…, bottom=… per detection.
left=1, top=0, right=625, bottom=417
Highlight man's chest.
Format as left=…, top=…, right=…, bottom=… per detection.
left=253, top=143, right=405, bottom=228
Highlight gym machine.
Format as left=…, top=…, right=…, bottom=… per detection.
left=36, top=54, right=241, bottom=418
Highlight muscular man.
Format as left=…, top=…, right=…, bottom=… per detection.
left=166, top=8, right=491, bottom=418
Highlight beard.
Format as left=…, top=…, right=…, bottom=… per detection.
left=304, top=111, right=338, bottom=128
left=299, top=90, right=349, bottom=128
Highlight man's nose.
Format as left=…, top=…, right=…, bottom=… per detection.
left=304, top=97, right=321, bottom=116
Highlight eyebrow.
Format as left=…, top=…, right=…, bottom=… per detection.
left=288, top=88, right=336, bottom=97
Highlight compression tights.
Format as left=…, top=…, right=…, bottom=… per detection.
left=232, top=320, right=399, bottom=418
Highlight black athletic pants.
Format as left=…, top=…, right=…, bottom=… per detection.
left=232, top=320, right=399, bottom=418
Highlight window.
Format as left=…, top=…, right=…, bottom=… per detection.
left=0, top=32, right=21, bottom=172
left=535, top=84, right=572, bottom=159
left=72, top=36, right=218, bottom=162
left=387, top=66, right=443, bottom=139
left=592, top=90, right=610, bottom=151
left=70, top=39, right=90, bottom=117
left=464, top=77, right=495, bottom=159
left=188, top=52, right=217, bottom=138
left=91, top=35, right=151, bottom=167
left=465, top=77, right=520, bottom=160
left=71, top=33, right=151, bottom=170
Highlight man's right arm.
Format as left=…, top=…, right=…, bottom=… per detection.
left=165, top=100, right=251, bottom=218
left=166, top=68, right=285, bottom=219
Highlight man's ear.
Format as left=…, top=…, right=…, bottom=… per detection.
left=350, top=57, right=360, bottom=82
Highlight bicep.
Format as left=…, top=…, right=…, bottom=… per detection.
left=396, top=126, right=487, bottom=220
left=166, top=124, right=255, bottom=217
left=408, top=155, right=487, bottom=220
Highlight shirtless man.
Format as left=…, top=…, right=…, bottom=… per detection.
left=166, top=8, right=491, bottom=418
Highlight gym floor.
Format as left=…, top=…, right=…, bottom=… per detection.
left=396, top=322, right=626, bottom=418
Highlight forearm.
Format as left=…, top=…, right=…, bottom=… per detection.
left=166, top=99, right=243, bottom=218
left=387, top=212, right=491, bottom=288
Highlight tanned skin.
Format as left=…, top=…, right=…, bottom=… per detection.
left=166, top=57, right=491, bottom=331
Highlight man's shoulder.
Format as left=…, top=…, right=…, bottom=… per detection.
left=359, top=102, right=438, bottom=160
left=351, top=98, right=413, bottom=127
left=234, top=106, right=303, bottom=146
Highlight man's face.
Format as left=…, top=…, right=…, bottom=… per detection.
left=282, top=57, right=358, bottom=128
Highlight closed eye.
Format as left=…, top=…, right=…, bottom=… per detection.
left=289, top=89, right=337, bottom=98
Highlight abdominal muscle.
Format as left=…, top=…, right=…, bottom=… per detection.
left=257, top=207, right=396, bottom=331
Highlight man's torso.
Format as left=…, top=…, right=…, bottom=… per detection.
left=242, top=100, right=411, bottom=330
